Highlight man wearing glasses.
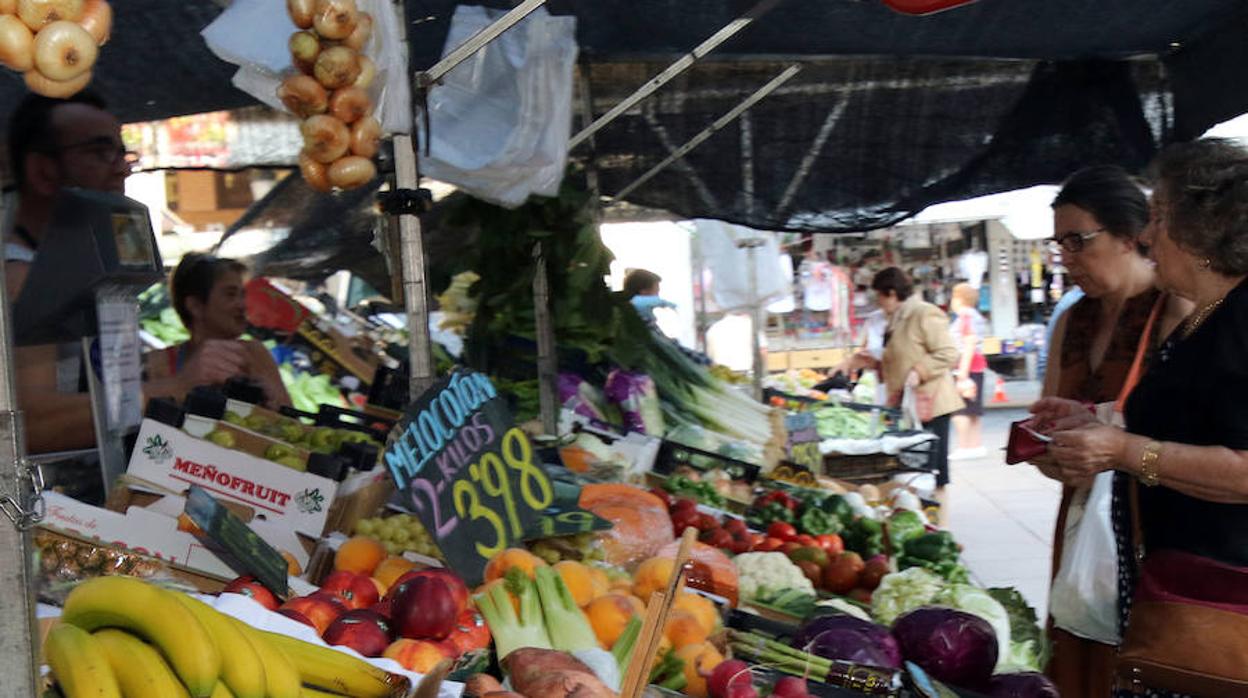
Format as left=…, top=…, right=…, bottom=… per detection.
left=4, top=91, right=249, bottom=494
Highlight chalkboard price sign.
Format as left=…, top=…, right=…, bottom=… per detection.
left=784, top=412, right=822, bottom=469
left=383, top=369, right=557, bottom=584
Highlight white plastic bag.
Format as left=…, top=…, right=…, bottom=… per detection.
left=418, top=6, right=578, bottom=208
left=1049, top=470, right=1121, bottom=644
left=201, top=0, right=412, bottom=135
left=695, top=219, right=789, bottom=312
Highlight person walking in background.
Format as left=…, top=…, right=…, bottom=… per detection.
left=948, top=282, right=987, bottom=459
left=852, top=267, right=963, bottom=489
left=623, top=268, right=676, bottom=330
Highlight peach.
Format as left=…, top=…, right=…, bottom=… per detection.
left=664, top=608, right=710, bottom=650
left=585, top=593, right=644, bottom=649
left=672, top=592, right=719, bottom=635
left=554, top=561, right=595, bottom=607
left=282, top=594, right=346, bottom=636
left=483, top=548, right=546, bottom=583
left=383, top=638, right=452, bottom=673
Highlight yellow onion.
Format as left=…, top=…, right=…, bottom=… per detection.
left=287, top=0, right=314, bottom=30
left=278, top=74, right=328, bottom=118
left=349, top=116, right=380, bottom=158
left=313, top=45, right=359, bottom=90
left=289, top=30, right=319, bottom=74
left=300, top=151, right=332, bottom=193
left=328, top=86, right=371, bottom=124
left=353, top=54, right=376, bottom=89
left=24, top=65, right=90, bottom=98
left=312, top=0, right=357, bottom=41
left=328, top=155, right=376, bottom=190
left=301, top=114, right=350, bottom=164
left=16, top=0, right=83, bottom=31
left=77, top=0, right=110, bottom=45
left=0, top=0, right=16, bottom=13
left=0, top=14, right=35, bottom=72
left=32, top=19, right=95, bottom=81
left=343, top=11, right=371, bottom=51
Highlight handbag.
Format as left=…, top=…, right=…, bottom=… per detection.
left=1114, top=296, right=1248, bottom=695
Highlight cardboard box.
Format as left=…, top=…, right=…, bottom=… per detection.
left=293, top=317, right=378, bottom=386
left=184, top=413, right=313, bottom=469
left=322, top=468, right=395, bottom=536
left=129, top=418, right=338, bottom=538
left=33, top=526, right=232, bottom=597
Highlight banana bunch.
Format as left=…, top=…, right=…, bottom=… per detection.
left=46, top=576, right=412, bottom=698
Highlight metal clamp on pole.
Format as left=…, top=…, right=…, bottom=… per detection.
left=377, top=188, right=434, bottom=217
left=0, top=450, right=44, bottom=532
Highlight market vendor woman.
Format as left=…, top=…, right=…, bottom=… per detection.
left=145, top=254, right=291, bottom=410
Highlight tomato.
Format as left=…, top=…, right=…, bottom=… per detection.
left=815, top=534, right=844, bottom=556
left=757, top=537, right=785, bottom=552
left=704, top=529, right=734, bottom=549
left=767, top=522, right=797, bottom=542
left=729, top=538, right=752, bottom=555
left=794, top=534, right=816, bottom=548
left=671, top=510, right=700, bottom=535
left=723, top=518, right=748, bottom=536
left=696, top=513, right=720, bottom=532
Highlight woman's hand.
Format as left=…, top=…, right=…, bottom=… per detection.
left=1048, top=423, right=1128, bottom=480
left=1029, top=396, right=1097, bottom=433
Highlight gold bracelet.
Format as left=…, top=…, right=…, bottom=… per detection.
left=1139, top=441, right=1162, bottom=487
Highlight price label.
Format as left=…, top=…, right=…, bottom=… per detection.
left=183, top=485, right=289, bottom=598
left=384, top=369, right=559, bottom=585
left=784, top=413, right=822, bottom=469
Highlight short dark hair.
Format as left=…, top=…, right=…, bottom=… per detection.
left=170, top=254, right=248, bottom=328
left=1051, top=165, right=1149, bottom=245
left=7, top=89, right=109, bottom=189
left=623, top=269, right=662, bottom=298
left=871, top=267, right=913, bottom=301
left=1149, top=138, right=1248, bottom=276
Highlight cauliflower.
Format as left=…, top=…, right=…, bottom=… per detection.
left=734, top=552, right=815, bottom=602
left=871, top=567, right=946, bottom=625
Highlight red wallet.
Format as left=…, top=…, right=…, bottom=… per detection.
left=1005, top=420, right=1051, bottom=464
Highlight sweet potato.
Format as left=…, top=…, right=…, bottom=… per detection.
left=465, top=674, right=506, bottom=697
left=519, top=670, right=616, bottom=698
left=502, top=648, right=616, bottom=698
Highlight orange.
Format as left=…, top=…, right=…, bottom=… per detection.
left=633, top=557, right=681, bottom=602
left=373, top=556, right=417, bottom=590
left=280, top=550, right=302, bottom=576
left=672, top=592, right=719, bottom=635
left=334, top=536, right=386, bottom=575
left=587, top=566, right=610, bottom=600
left=585, top=593, right=643, bottom=648
left=554, top=561, right=595, bottom=607
left=675, top=642, right=725, bottom=698
left=483, top=548, right=546, bottom=583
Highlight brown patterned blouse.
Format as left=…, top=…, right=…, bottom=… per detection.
left=1056, top=288, right=1162, bottom=403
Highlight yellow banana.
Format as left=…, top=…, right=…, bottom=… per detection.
left=92, top=629, right=189, bottom=698
left=300, top=688, right=346, bottom=697
left=45, top=623, right=122, bottom=698
left=261, top=631, right=411, bottom=698
left=61, top=576, right=220, bottom=697
left=169, top=594, right=267, bottom=698
left=210, top=683, right=235, bottom=698
left=226, top=618, right=301, bottom=698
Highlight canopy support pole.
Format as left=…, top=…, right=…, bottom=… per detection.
left=612, top=65, right=802, bottom=202
left=533, top=245, right=558, bottom=435
left=416, top=0, right=549, bottom=88
left=568, top=0, right=784, bottom=149
left=393, top=135, right=435, bottom=400
left=739, top=238, right=767, bottom=402
left=0, top=190, right=41, bottom=697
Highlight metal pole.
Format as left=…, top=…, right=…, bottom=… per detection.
left=739, top=239, right=766, bottom=402
left=568, top=0, right=785, bottom=150
left=393, top=134, right=435, bottom=401
left=0, top=191, right=41, bottom=696
left=612, top=65, right=802, bottom=202
left=416, top=0, right=549, bottom=88
left=533, top=245, right=558, bottom=435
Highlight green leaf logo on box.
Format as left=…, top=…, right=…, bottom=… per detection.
left=295, top=488, right=325, bottom=514
left=143, top=434, right=173, bottom=464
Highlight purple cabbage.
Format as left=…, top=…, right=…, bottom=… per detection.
left=892, top=607, right=998, bottom=689
left=985, top=673, right=1060, bottom=698
left=792, top=615, right=903, bottom=670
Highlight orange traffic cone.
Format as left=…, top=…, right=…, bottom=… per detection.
left=992, top=376, right=1008, bottom=404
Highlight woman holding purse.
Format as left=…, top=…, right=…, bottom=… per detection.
left=1037, top=139, right=1248, bottom=696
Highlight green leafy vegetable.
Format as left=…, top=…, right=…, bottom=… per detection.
left=887, top=510, right=927, bottom=553
left=987, top=587, right=1050, bottom=672
left=474, top=568, right=553, bottom=659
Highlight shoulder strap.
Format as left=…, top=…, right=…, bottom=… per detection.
left=1120, top=293, right=1167, bottom=568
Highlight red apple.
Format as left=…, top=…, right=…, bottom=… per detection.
left=282, top=594, right=346, bottom=636
left=383, top=639, right=451, bottom=673
left=277, top=608, right=315, bottom=630
left=324, top=609, right=394, bottom=657
left=393, top=575, right=459, bottom=640
left=371, top=597, right=394, bottom=620
left=321, top=570, right=381, bottom=610
left=223, top=576, right=281, bottom=611
left=386, top=568, right=469, bottom=612
left=440, top=609, right=491, bottom=657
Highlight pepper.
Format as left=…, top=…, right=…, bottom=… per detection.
left=902, top=530, right=960, bottom=562
left=820, top=494, right=855, bottom=527
left=886, top=510, right=927, bottom=552
left=799, top=507, right=843, bottom=536
left=757, top=490, right=798, bottom=512
left=747, top=501, right=796, bottom=529
left=844, top=517, right=885, bottom=559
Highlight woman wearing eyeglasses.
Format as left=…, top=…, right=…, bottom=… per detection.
left=144, top=254, right=291, bottom=410
left=1031, top=165, right=1189, bottom=696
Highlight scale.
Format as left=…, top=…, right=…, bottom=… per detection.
left=11, top=188, right=163, bottom=496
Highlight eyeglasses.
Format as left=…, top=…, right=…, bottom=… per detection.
left=1048, top=229, right=1104, bottom=254
left=50, top=136, right=139, bottom=167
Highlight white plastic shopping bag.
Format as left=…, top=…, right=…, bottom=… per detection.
left=1049, top=470, right=1121, bottom=644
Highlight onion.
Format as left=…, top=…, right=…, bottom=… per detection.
left=24, top=65, right=90, bottom=98
left=0, top=14, right=35, bottom=72
left=349, top=116, right=380, bottom=158
left=0, top=0, right=16, bottom=14
left=33, top=20, right=95, bottom=81
left=328, top=155, right=376, bottom=190
left=77, top=0, right=110, bottom=45
left=288, top=30, right=319, bottom=74
left=299, top=151, right=332, bottom=193
left=328, top=86, right=371, bottom=124
left=313, top=45, right=360, bottom=90
left=278, top=74, right=328, bottom=118
left=343, top=11, right=371, bottom=51
left=16, top=0, right=83, bottom=31
left=353, top=54, right=376, bottom=89
left=287, top=0, right=314, bottom=30
left=301, top=115, right=350, bottom=164
left=312, top=0, right=357, bottom=41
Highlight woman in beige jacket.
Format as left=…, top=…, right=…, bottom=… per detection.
left=855, top=267, right=964, bottom=486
